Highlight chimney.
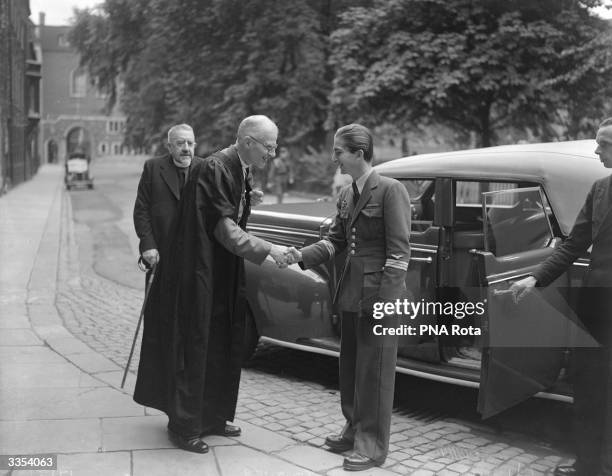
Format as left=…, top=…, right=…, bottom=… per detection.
left=39, top=12, right=45, bottom=26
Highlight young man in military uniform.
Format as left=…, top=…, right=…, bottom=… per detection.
left=286, top=123, right=411, bottom=471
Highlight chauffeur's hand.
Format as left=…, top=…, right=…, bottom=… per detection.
left=250, top=189, right=264, bottom=206
left=509, top=276, right=537, bottom=304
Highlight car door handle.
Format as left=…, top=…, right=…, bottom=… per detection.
left=492, top=289, right=514, bottom=296
left=410, top=256, right=433, bottom=264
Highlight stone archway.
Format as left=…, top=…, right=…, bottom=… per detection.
left=66, top=127, right=91, bottom=157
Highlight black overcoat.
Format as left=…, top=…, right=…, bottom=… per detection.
left=134, top=147, right=259, bottom=437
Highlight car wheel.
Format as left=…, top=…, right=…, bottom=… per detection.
left=242, top=305, right=260, bottom=366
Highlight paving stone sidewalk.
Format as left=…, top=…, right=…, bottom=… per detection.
left=0, top=165, right=373, bottom=476
left=0, top=163, right=573, bottom=475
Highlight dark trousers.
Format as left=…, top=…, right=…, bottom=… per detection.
left=572, top=286, right=612, bottom=476
left=573, top=347, right=612, bottom=476
left=339, top=311, right=398, bottom=462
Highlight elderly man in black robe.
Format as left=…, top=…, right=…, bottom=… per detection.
left=133, top=115, right=289, bottom=453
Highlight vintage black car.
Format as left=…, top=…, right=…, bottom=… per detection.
left=64, top=152, right=94, bottom=190
left=244, top=140, right=610, bottom=418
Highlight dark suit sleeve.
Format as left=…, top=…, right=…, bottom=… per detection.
left=133, top=160, right=156, bottom=254
left=379, top=179, right=411, bottom=301
left=300, top=191, right=349, bottom=268
left=213, top=218, right=272, bottom=265
left=532, top=184, right=594, bottom=287
left=200, top=156, right=272, bottom=264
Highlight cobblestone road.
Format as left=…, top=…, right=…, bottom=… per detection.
left=54, top=156, right=573, bottom=475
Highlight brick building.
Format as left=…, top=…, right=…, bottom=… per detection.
left=0, top=0, right=41, bottom=192
left=38, top=13, right=127, bottom=164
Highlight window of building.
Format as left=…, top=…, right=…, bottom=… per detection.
left=70, top=68, right=87, bottom=97
left=99, top=142, right=108, bottom=155
left=107, top=120, right=125, bottom=133
left=92, top=77, right=108, bottom=98
left=58, top=35, right=69, bottom=47
left=112, top=142, right=123, bottom=154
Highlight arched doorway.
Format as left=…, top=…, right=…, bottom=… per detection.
left=66, top=127, right=91, bottom=157
left=47, top=140, right=58, bottom=163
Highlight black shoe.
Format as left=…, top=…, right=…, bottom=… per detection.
left=343, top=452, right=382, bottom=472
left=201, top=424, right=241, bottom=437
left=553, top=465, right=577, bottom=476
left=324, top=434, right=353, bottom=452
left=168, top=429, right=209, bottom=454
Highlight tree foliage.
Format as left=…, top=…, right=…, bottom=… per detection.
left=329, top=0, right=612, bottom=146
left=69, top=0, right=612, bottom=156
left=69, top=0, right=368, bottom=154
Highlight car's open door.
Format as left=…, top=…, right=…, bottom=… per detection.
left=471, top=187, right=598, bottom=418
left=397, top=178, right=442, bottom=361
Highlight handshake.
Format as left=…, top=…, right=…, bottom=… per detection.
left=269, top=244, right=302, bottom=268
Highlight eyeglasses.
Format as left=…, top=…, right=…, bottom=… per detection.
left=248, top=136, right=277, bottom=154
left=172, top=140, right=196, bottom=148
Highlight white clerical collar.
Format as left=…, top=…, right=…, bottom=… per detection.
left=354, top=168, right=373, bottom=193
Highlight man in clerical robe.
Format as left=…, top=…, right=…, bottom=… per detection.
left=134, top=115, right=288, bottom=454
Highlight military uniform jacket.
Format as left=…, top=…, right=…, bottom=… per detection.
left=300, top=171, right=411, bottom=312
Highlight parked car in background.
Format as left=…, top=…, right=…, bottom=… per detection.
left=64, top=152, right=93, bottom=190
left=243, top=140, right=609, bottom=418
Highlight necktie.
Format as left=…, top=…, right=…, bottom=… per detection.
left=179, top=169, right=188, bottom=190
left=244, top=167, right=252, bottom=208
left=352, top=181, right=360, bottom=206
left=239, top=167, right=252, bottom=226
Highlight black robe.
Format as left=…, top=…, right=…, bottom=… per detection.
left=133, top=147, right=258, bottom=437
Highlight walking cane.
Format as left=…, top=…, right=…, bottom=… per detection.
left=121, top=261, right=157, bottom=389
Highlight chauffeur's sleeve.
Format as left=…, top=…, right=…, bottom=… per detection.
left=532, top=183, right=594, bottom=287
left=133, top=159, right=156, bottom=254
left=300, top=191, right=348, bottom=268
left=378, top=179, right=411, bottom=301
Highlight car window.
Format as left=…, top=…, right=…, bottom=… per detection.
left=454, top=181, right=532, bottom=231
left=456, top=181, right=519, bottom=205
left=397, top=179, right=434, bottom=233
left=482, top=187, right=553, bottom=256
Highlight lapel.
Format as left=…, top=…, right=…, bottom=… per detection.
left=220, top=146, right=245, bottom=205
left=349, top=170, right=379, bottom=228
left=160, top=155, right=180, bottom=200
left=593, top=175, right=612, bottom=239
left=214, top=146, right=247, bottom=223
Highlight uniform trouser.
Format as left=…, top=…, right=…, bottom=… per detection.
left=338, top=311, right=399, bottom=462
left=573, top=347, right=612, bottom=476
